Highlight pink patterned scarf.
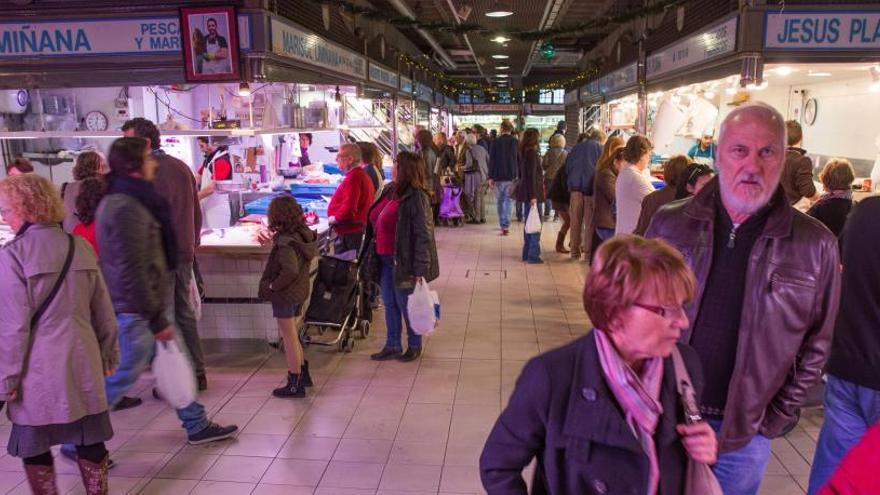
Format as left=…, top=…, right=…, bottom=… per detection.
left=595, top=329, right=664, bottom=495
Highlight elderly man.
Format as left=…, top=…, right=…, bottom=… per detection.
left=646, top=102, right=841, bottom=495
left=327, top=143, right=376, bottom=253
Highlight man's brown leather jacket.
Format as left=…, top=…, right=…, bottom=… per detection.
left=646, top=178, right=840, bottom=452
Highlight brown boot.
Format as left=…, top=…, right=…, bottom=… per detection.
left=76, top=455, right=109, bottom=495
left=24, top=464, right=59, bottom=495
left=556, top=232, right=570, bottom=254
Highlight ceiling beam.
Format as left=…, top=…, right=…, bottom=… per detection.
left=443, top=0, right=490, bottom=85
left=385, top=0, right=458, bottom=69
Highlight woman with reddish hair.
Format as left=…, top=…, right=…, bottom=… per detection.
left=481, top=235, right=717, bottom=494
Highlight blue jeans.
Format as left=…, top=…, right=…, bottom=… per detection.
left=494, top=181, right=514, bottom=229
left=106, top=313, right=210, bottom=435
left=379, top=256, right=421, bottom=351
left=521, top=203, right=541, bottom=262
left=709, top=419, right=772, bottom=495
left=516, top=201, right=524, bottom=221
left=807, top=374, right=880, bottom=495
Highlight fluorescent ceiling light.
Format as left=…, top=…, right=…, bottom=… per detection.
left=491, top=55, right=509, bottom=59
left=808, top=71, right=832, bottom=77
left=495, top=65, right=510, bottom=70
left=492, top=36, right=511, bottom=43
left=485, top=1, right=513, bottom=17
left=496, top=74, right=509, bottom=78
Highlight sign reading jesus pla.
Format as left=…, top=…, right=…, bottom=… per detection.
left=764, top=11, right=880, bottom=50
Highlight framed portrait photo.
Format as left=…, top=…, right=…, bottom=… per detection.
left=181, top=6, right=240, bottom=82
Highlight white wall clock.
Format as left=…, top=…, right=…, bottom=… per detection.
left=84, top=110, right=109, bottom=131
left=803, top=98, right=818, bottom=126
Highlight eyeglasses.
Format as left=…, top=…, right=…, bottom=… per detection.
left=633, top=302, right=686, bottom=319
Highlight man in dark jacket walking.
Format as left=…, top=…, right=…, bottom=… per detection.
left=95, top=137, right=237, bottom=445
left=565, top=127, right=604, bottom=260
left=488, top=120, right=518, bottom=235
left=122, top=118, right=209, bottom=391
left=807, top=196, right=880, bottom=494
left=647, top=103, right=840, bottom=495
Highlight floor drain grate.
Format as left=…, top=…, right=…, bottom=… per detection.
left=466, top=269, right=507, bottom=279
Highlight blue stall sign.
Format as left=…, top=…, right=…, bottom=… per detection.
left=764, top=11, right=880, bottom=50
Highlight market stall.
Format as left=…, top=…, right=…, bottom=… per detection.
left=644, top=15, right=740, bottom=168
left=0, top=11, right=393, bottom=344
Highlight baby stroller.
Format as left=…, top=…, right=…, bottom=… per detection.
left=300, top=223, right=372, bottom=352
left=439, top=175, right=465, bottom=227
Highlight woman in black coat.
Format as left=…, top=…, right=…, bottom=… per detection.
left=362, top=151, right=440, bottom=363
left=515, top=128, right=545, bottom=263
left=481, top=236, right=717, bottom=494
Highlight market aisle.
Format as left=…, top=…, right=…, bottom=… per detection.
left=0, top=207, right=822, bottom=495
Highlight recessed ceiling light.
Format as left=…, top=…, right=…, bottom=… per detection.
left=492, top=35, right=511, bottom=43
left=492, top=55, right=509, bottom=59
left=495, top=65, right=510, bottom=70
left=485, top=1, right=513, bottom=17
left=808, top=71, right=832, bottom=77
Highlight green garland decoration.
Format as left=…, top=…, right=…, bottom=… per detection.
left=312, top=0, right=689, bottom=41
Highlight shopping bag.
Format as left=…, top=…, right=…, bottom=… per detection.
left=189, top=273, right=202, bottom=321
left=153, top=340, right=198, bottom=409
left=525, top=205, right=542, bottom=234
left=408, top=279, right=440, bottom=335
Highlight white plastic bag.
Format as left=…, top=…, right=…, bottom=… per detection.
left=408, top=279, right=440, bottom=335
left=525, top=205, right=542, bottom=234
left=189, top=273, right=202, bottom=321
left=153, top=341, right=197, bottom=409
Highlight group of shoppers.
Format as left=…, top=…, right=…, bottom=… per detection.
left=0, top=119, right=238, bottom=494
left=480, top=102, right=875, bottom=495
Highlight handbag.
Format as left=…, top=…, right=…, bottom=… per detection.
left=671, top=347, right=724, bottom=495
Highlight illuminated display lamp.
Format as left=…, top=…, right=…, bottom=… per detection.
left=238, top=83, right=251, bottom=97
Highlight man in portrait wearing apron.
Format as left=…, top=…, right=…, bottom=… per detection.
left=196, top=137, right=233, bottom=228
left=201, top=17, right=231, bottom=75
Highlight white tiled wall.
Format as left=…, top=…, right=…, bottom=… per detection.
left=197, top=253, right=277, bottom=341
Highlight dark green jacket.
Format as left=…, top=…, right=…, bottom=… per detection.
left=259, top=226, right=319, bottom=310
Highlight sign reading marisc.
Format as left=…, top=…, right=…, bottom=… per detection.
left=647, top=17, right=737, bottom=78
left=368, top=62, right=399, bottom=89
left=0, top=16, right=252, bottom=58
left=764, top=11, right=880, bottom=50
left=270, top=18, right=366, bottom=79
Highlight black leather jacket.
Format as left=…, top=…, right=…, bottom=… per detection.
left=361, top=184, right=440, bottom=289
left=647, top=178, right=840, bottom=452
left=96, top=193, right=170, bottom=333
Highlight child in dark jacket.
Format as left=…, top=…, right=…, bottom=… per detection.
left=259, top=195, right=319, bottom=398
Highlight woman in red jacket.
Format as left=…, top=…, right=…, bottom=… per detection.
left=72, top=176, right=107, bottom=257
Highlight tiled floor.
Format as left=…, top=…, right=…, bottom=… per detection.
left=0, top=208, right=824, bottom=494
